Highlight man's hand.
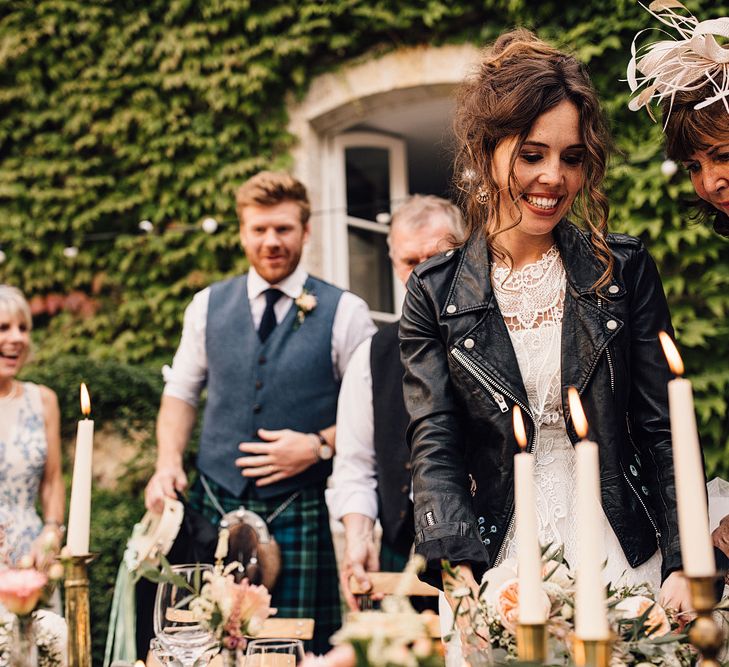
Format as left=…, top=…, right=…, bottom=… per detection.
left=237, top=429, right=319, bottom=486
left=144, top=466, right=188, bottom=513
left=712, top=514, right=729, bottom=557
left=340, top=515, right=379, bottom=611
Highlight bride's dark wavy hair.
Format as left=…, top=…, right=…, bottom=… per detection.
left=453, top=29, right=614, bottom=291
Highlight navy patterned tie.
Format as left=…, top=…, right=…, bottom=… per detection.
left=258, top=288, right=282, bottom=343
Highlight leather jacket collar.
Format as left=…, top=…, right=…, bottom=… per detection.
left=442, top=219, right=625, bottom=320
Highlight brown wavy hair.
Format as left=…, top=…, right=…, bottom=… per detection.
left=453, top=29, right=614, bottom=290
left=663, top=84, right=729, bottom=236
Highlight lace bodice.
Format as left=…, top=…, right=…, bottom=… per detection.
left=491, top=247, right=661, bottom=590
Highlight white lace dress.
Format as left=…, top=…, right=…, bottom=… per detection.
left=492, top=246, right=662, bottom=592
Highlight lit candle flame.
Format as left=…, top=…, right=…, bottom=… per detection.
left=134, top=661, right=145, bottom=667
left=568, top=387, right=588, bottom=439
left=658, top=331, right=684, bottom=376
left=513, top=404, right=527, bottom=450
left=80, top=383, right=91, bottom=417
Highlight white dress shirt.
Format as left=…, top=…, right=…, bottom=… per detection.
left=326, top=337, right=379, bottom=521
left=163, top=265, right=376, bottom=407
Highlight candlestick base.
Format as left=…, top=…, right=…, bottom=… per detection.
left=572, top=637, right=611, bottom=667
left=63, top=553, right=97, bottom=667
left=687, top=575, right=725, bottom=667
left=516, top=623, right=547, bottom=662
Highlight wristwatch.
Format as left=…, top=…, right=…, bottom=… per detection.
left=314, top=432, right=334, bottom=461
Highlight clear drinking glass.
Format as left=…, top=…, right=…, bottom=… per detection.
left=245, top=638, right=306, bottom=666
left=153, top=563, right=217, bottom=667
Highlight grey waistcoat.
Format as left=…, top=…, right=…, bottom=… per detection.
left=197, top=273, right=342, bottom=499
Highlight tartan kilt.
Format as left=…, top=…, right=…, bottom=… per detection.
left=189, top=476, right=341, bottom=654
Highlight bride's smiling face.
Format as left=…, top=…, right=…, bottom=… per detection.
left=492, top=100, right=586, bottom=239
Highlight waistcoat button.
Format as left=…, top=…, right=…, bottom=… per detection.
left=258, top=355, right=266, bottom=365
left=253, top=404, right=262, bottom=414
left=401, top=484, right=409, bottom=494
left=606, top=319, right=618, bottom=331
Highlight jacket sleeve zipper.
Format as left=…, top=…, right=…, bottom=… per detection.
left=620, top=462, right=661, bottom=547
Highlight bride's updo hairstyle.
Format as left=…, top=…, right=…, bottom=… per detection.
left=453, top=29, right=614, bottom=288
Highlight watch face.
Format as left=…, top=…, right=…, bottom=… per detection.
left=319, top=444, right=334, bottom=460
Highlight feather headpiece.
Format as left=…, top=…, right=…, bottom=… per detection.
left=627, top=0, right=729, bottom=124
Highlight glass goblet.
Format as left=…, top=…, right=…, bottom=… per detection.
left=245, top=638, right=306, bottom=667
left=153, top=563, right=216, bottom=667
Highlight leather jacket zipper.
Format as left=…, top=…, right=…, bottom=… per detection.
left=597, top=297, right=615, bottom=396
left=451, top=347, right=531, bottom=417
left=450, top=346, right=535, bottom=565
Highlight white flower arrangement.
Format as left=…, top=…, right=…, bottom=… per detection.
left=445, top=548, right=698, bottom=666
left=0, top=609, right=67, bottom=667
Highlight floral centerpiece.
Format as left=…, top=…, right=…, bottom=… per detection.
left=445, top=548, right=698, bottom=666
left=0, top=564, right=66, bottom=667
left=141, top=527, right=274, bottom=656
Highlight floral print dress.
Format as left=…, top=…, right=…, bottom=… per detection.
left=0, top=383, right=47, bottom=566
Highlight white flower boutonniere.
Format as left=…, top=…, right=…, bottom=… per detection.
left=294, top=288, right=317, bottom=329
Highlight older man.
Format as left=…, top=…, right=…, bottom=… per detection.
left=326, top=195, right=465, bottom=610
left=144, top=171, right=376, bottom=652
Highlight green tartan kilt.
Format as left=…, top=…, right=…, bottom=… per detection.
left=189, top=476, right=341, bottom=655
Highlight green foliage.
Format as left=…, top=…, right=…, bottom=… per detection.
left=20, top=355, right=163, bottom=438
left=2, top=0, right=729, bottom=657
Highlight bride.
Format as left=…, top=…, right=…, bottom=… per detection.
left=399, top=28, right=693, bottom=634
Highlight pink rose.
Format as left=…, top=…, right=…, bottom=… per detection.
left=0, top=568, right=48, bottom=616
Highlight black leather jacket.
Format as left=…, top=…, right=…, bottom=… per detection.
left=400, top=220, right=681, bottom=587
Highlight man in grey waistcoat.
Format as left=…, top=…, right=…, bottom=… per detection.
left=144, top=171, right=376, bottom=652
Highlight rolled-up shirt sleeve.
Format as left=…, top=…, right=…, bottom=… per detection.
left=162, top=288, right=209, bottom=408
left=326, top=337, right=378, bottom=522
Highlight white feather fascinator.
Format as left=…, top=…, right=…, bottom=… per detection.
left=627, top=0, right=729, bottom=122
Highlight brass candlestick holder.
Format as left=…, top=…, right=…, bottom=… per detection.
left=64, top=553, right=96, bottom=667
left=572, top=637, right=612, bottom=667
left=687, top=576, right=725, bottom=667
left=516, top=622, right=547, bottom=662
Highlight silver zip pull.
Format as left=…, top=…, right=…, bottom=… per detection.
left=493, top=392, right=509, bottom=413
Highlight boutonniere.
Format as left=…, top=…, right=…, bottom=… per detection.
left=294, top=288, right=317, bottom=329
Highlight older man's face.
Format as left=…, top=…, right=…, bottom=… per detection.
left=389, top=219, right=456, bottom=285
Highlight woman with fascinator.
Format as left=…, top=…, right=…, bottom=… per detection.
left=627, top=1, right=729, bottom=560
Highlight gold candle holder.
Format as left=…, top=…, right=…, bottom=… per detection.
left=516, top=622, right=547, bottom=662
left=572, top=637, right=612, bottom=667
left=687, top=576, right=725, bottom=667
left=64, top=553, right=96, bottom=667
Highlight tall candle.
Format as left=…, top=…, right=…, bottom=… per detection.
left=512, top=405, right=546, bottom=624
left=568, top=388, right=609, bottom=640
left=658, top=332, right=714, bottom=577
left=66, top=383, right=94, bottom=555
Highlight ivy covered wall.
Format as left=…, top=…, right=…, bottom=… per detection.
left=1, top=0, right=728, bottom=478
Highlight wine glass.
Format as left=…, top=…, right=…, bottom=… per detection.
left=245, top=638, right=306, bottom=666
left=153, top=563, right=217, bottom=667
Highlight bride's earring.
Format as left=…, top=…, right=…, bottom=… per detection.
left=476, top=184, right=491, bottom=205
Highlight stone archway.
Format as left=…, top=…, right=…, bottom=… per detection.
left=287, top=43, right=480, bottom=280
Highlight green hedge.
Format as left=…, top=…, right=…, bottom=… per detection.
left=3, top=0, right=729, bottom=659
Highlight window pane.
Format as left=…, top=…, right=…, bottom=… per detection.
left=347, top=226, right=393, bottom=313
left=345, top=147, right=390, bottom=221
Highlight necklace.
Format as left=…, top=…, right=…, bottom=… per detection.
left=0, top=381, right=18, bottom=403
